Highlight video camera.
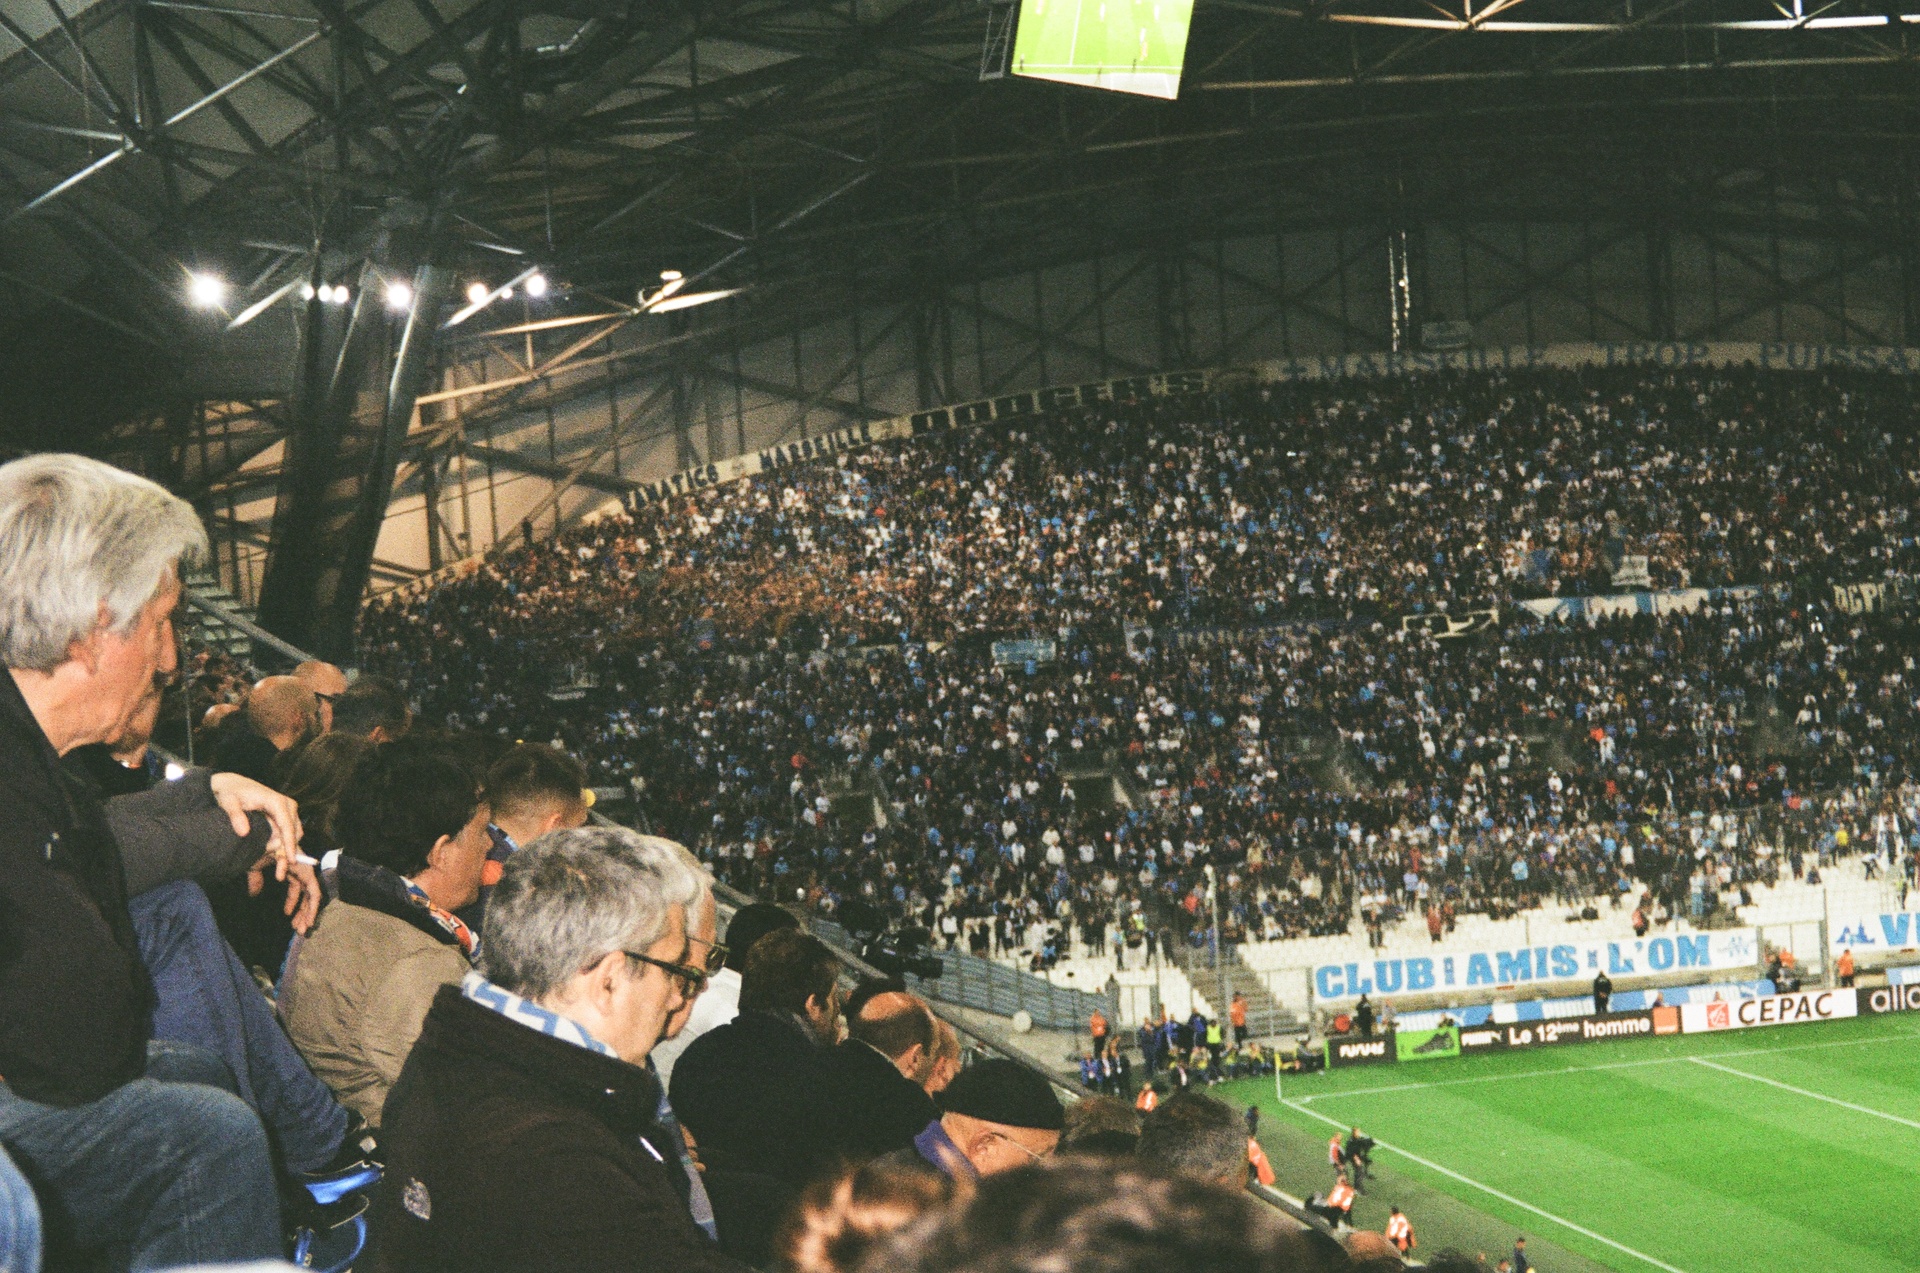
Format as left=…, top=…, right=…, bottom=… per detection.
left=838, top=899, right=945, bottom=980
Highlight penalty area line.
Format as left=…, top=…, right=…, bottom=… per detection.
left=1280, top=1098, right=1691, bottom=1273
left=1686, top=1056, right=1920, bottom=1131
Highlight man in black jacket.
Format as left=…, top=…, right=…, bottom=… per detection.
left=670, top=929, right=844, bottom=1189
left=365, top=826, right=749, bottom=1273
left=820, top=989, right=942, bottom=1162
left=0, top=454, right=289, bottom=1269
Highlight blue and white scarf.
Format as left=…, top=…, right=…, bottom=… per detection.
left=460, top=973, right=718, bottom=1241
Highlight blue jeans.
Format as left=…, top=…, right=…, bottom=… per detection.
left=0, top=1146, right=40, bottom=1273
left=0, top=1041, right=279, bottom=1271
left=131, top=880, right=349, bottom=1173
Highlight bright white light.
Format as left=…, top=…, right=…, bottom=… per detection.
left=524, top=272, right=548, bottom=298
left=187, top=273, right=227, bottom=308
left=466, top=281, right=490, bottom=304
left=385, top=280, right=414, bottom=311
left=298, top=281, right=316, bottom=301
left=660, top=269, right=683, bottom=281
left=500, top=286, right=513, bottom=300
left=163, top=762, right=186, bottom=781
left=323, top=283, right=349, bottom=305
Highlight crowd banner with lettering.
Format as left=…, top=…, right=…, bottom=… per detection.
left=1310, top=929, right=1759, bottom=1005
left=1399, top=607, right=1499, bottom=640
left=1829, top=912, right=1920, bottom=957
left=1679, top=988, right=1857, bottom=1034
left=1515, top=585, right=1763, bottom=625
left=1255, top=341, right=1920, bottom=385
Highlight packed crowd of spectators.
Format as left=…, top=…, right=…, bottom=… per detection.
left=360, top=366, right=1920, bottom=956
left=0, top=451, right=1428, bottom=1273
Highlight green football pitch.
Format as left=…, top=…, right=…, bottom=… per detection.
left=1010, top=0, right=1195, bottom=98
left=1217, top=1012, right=1920, bottom=1273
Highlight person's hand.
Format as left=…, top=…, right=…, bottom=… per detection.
left=247, top=849, right=322, bottom=934
left=209, top=772, right=303, bottom=877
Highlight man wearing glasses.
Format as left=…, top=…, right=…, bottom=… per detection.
left=364, top=827, right=749, bottom=1273
left=881, top=1059, right=1064, bottom=1179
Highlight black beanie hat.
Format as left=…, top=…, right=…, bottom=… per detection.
left=938, top=1059, right=1066, bottom=1131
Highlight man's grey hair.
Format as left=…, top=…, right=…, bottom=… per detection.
left=1135, top=1092, right=1247, bottom=1185
left=0, top=454, right=208, bottom=671
left=656, top=835, right=714, bottom=913
left=480, top=825, right=702, bottom=1000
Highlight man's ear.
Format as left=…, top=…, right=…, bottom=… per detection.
left=590, top=950, right=627, bottom=1005
left=897, top=1042, right=928, bottom=1081
left=424, top=832, right=456, bottom=871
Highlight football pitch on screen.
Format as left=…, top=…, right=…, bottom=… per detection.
left=1010, top=0, right=1196, bottom=99
left=1219, top=1012, right=1920, bottom=1273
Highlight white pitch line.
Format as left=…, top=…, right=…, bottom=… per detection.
left=1685, top=1056, right=1920, bottom=1131
left=1297, top=1029, right=1920, bottom=1103
left=1282, top=1096, right=1691, bottom=1273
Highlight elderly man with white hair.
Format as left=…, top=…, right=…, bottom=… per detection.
left=0, top=453, right=302, bottom=1269
left=364, top=825, right=751, bottom=1273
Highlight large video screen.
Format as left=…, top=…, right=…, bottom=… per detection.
left=1010, top=0, right=1196, bottom=101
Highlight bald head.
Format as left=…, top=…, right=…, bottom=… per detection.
left=925, top=1018, right=960, bottom=1095
left=294, top=660, right=348, bottom=731
left=849, top=991, right=937, bottom=1085
left=248, top=675, right=320, bottom=751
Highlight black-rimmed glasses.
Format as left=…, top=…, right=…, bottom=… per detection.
left=624, top=950, right=710, bottom=997
left=687, top=935, right=729, bottom=975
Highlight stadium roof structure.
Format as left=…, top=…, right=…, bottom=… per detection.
left=2, top=0, right=1917, bottom=652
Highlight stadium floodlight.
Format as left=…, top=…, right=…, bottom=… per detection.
left=637, top=268, right=743, bottom=313
left=325, top=283, right=350, bottom=305
left=1010, top=0, right=1196, bottom=100
left=466, top=281, right=490, bottom=305
left=385, top=280, right=414, bottom=311
left=524, top=272, right=548, bottom=298
left=298, top=281, right=316, bottom=301
left=187, top=272, right=227, bottom=308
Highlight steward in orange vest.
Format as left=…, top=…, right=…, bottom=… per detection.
left=1386, top=1207, right=1416, bottom=1253
left=1247, top=1136, right=1275, bottom=1187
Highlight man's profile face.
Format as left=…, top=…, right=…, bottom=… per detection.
left=663, top=892, right=717, bottom=1040
left=91, top=575, right=181, bottom=748
left=610, top=904, right=689, bottom=1064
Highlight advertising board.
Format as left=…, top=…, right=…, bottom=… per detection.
left=1679, top=988, right=1857, bottom=1034
left=1394, top=1024, right=1461, bottom=1063
left=1861, top=984, right=1920, bottom=1016
left=1456, top=1010, right=1666, bottom=1053
left=1324, top=1035, right=1396, bottom=1068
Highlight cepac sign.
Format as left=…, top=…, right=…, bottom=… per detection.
left=1680, top=989, right=1858, bottom=1034
left=1863, top=984, right=1920, bottom=1016
left=1325, top=1036, right=1395, bottom=1068
left=1311, top=930, right=1758, bottom=1004
left=1457, top=1011, right=1658, bottom=1053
